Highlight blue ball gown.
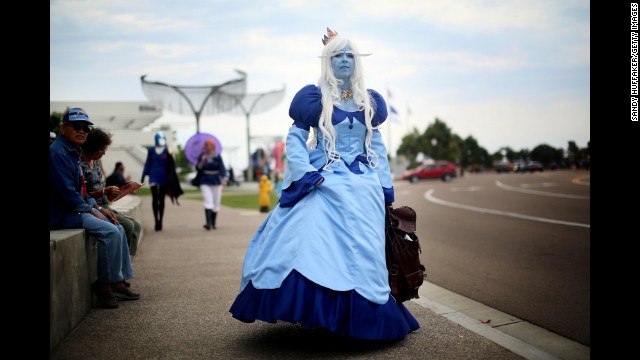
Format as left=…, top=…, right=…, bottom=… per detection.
left=229, top=85, right=420, bottom=340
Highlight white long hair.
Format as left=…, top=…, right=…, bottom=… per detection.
left=309, top=34, right=379, bottom=169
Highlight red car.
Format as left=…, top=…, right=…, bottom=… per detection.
left=402, top=161, right=457, bottom=183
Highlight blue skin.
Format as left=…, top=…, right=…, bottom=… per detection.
left=331, top=45, right=354, bottom=90
left=331, top=45, right=358, bottom=111
left=154, top=132, right=166, bottom=147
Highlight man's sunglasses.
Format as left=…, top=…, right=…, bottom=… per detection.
left=67, top=122, right=92, bottom=133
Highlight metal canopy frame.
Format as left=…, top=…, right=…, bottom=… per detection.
left=140, top=70, right=247, bottom=133
left=140, top=70, right=285, bottom=181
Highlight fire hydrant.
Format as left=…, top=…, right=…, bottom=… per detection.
left=258, top=175, right=272, bottom=213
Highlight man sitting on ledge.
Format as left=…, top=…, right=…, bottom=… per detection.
left=49, top=107, right=140, bottom=309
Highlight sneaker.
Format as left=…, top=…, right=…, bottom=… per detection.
left=91, top=282, right=119, bottom=309
left=112, top=286, right=140, bottom=301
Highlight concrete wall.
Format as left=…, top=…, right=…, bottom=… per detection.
left=49, top=196, right=143, bottom=352
left=50, top=229, right=96, bottom=352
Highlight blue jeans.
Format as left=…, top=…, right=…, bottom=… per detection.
left=81, top=212, right=134, bottom=283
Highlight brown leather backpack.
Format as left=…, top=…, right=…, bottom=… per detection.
left=385, top=205, right=427, bottom=302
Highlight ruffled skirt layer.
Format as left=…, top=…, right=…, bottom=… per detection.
left=229, top=269, right=420, bottom=340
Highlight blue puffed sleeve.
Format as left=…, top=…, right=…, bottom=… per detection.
left=279, top=127, right=325, bottom=208
left=289, top=85, right=322, bottom=130
left=280, top=85, right=326, bottom=208
left=369, top=89, right=388, bottom=127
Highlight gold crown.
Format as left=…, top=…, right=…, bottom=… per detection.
left=322, top=27, right=338, bottom=46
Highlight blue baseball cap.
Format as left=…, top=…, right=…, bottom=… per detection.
left=63, top=107, right=94, bottom=125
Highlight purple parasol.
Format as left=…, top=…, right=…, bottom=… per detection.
left=184, top=132, right=222, bottom=165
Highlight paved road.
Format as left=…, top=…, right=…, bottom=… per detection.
left=393, top=170, right=590, bottom=346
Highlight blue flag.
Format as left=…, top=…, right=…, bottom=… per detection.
left=388, top=105, right=401, bottom=124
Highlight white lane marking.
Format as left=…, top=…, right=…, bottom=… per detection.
left=521, top=182, right=556, bottom=188
left=496, top=180, right=590, bottom=199
left=572, top=176, right=590, bottom=186
left=425, top=189, right=590, bottom=228
left=450, top=186, right=482, bottom=192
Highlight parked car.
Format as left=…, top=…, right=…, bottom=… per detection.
left=402, top=161, right=457, bottom=183
left=494, top=161, right=512, bottom=173
left=513, top=160, right=528, bottom=173
left=524, top=161, right=544, bottom=172
left=514, top=160, right=544, bottom=173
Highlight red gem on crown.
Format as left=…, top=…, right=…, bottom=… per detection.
left=322, top=27, right=338, bottom=46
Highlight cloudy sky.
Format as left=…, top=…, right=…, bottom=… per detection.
left=50, top=0, right=590, bottom=169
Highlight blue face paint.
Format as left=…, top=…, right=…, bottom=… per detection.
left=331, top=45, right=355, bottom=86
left=155, top=132, right=167, bottom=147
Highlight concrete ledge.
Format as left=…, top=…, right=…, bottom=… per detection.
left=49, top=195, right=143, bottom=353
left=109, top=195, right=141, bottom=216
left=49, top=229, right=96, bottom=352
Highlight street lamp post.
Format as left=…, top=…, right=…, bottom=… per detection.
left=220, top=75, right=285, bottom=183
left=431, top=138, right=438, bottom=160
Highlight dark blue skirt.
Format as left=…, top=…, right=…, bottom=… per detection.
left=229, top=269, right=420, bottom=340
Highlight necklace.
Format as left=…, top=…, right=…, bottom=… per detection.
left=340, top=88, right=353, bottom=101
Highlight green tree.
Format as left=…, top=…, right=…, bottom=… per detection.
left=461, top=136, right=480, bottom=167
left=490, top=149, right=504, bottom=163
left=566, top=141, right=580, bottom=167
left=513, top=148, right=531, bottom=162
left=530, top=144, right=563, bottom=167
left=502, top=147, right=518, bottom=162
left=392, top=116, right=588, bottom=172
left=397, top=118, right=466, bottom=168
left=50, top=110, right=66, bottom=135
left=448, top=135, right=463, bottom=164
left=423, top=118, right=454, bottom=161
left=396, top=128, right=428, bottom=168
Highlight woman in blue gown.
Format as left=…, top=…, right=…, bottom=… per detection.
left=229, top=28, right=420, bottom=340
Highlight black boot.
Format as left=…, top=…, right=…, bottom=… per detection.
left=157, top=204, right=164, bottom=231
left=152, top=198, right=161, bottom=231
left=210, top=211, right=217, bottom=229
left=204, top=209, right=213, bottom=230
left=153, top=206, right=162, bottom=231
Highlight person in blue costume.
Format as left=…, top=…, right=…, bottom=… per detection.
left=229, top=28, right=420, bottom=340
left=141, top=132, right=183, bottom=231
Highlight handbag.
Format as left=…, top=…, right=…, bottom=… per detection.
left=191, top=169, right=202, bottom=187
left=385, top=205, right=427, bottom=302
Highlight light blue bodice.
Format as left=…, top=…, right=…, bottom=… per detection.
left=317, top=111, right=367, bottom=165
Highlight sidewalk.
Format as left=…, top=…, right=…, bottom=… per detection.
left=49, top=190, right=575, bottom=360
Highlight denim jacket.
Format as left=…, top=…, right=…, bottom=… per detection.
left=49, top=135, right=98, bottom=229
